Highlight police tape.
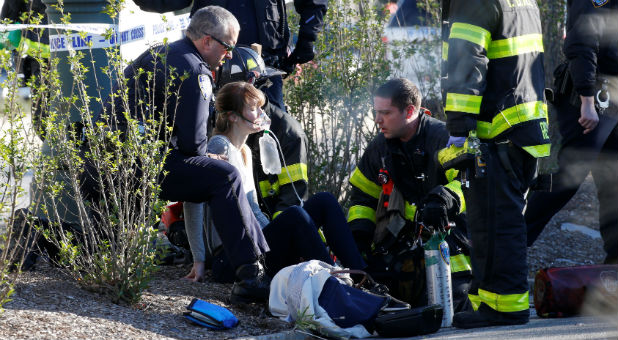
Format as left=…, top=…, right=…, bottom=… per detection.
left=1, top=13, right=190, bottom=52
left=0, top=23, right=113, bottom=35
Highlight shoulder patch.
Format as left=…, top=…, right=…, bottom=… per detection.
left=198, top=74, right=212, bottom=100
left=591, top=0, right=609, bottom=7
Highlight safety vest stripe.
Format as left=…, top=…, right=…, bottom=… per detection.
left=21, top=38, right=50, bottom=59
left=468, top=293, right=481, bottom=311
left=451, top=254, right=471, bottom=273
left=444, top=179, right=466, bottom=213
left=522, top=144, right=550, bottom=158
left=349, top=167, right=382, bottom=199
left=442, top=41, right=448, bottom=61
left=445, top=169, right=459, bottom=183
left=476, top=101, right=548, bottom=140
left=404, top=201, right=417, bottom=221
left=347, top=205, right=377, bottom=224
left=488, top=34, right=544, bottom=59
left=445, top=93, right=482, bottom=114
left=259, top=180, right=280, bottom=198
left=478, top=288, right=529, bottom=313
left=449, top=22, right=491, bottom=51
left=278, top=163, right=308, bottom=186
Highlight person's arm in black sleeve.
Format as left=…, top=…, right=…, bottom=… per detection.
left=347, top=138, right=383, bottom=256
left=173, top=68, right=211, bottom=156
left=443, top=0, right=499, bottom=137
left=273, top=118, right=309, bottom=216
left=289, top=0, right=328, bottom=65
left=132, top=0, right=191, bottom=13
left=564, top=1, right=600, bottom=98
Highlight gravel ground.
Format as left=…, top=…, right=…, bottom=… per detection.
left=0, top=176, right=608, bottom=340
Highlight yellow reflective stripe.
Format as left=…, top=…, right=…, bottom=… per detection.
left=404, top=201, right=417, bottom=221
left=450, top=254, right=471, bottom=273
left=469, top=293, right=481, bottom=311
left=445, top=93, right=482, bottom=114
left=273, top=211, right=282, bottom=219
left=478, top=288, right=529, bottom=313
left=522, top=144, right=550, bottom=158
left=259, top=180, right=280, bottom=198
left=347, top=205, right=376, bottom=224
left=349, top=167, right=382, bottom=199
left=449, top=22, right=491, bottom=51
left=278, top=163, right=308, bottom=186
left=444, top=179, right=466, bottom=213
left=477, top=101, right=548, bottom=139
left=445, top=169, right=459, bottom=183
left=442, top=41, right=448, bottom=61
left=22, top=38, right=50, bottom=58
left=488, top=34, right=544, bottom=59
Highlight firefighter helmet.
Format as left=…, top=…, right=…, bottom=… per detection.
left=216, top=46, right=286, bottom=89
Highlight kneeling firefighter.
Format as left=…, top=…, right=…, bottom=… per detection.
left=348, top=80, right=473, bottom=312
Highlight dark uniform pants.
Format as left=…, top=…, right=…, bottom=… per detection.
left=526, top=99, right=618, bottom=262
left=465, top=141, right=537, bottom=320
left=160, top=149, right=269, bottom=270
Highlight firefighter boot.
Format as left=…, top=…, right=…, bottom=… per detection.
left=452, top=304, right=529, bottom=329
left=230, top=261, right=271, bottom=304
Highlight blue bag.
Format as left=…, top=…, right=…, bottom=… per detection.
left=183, top=298, right=239, bottom=330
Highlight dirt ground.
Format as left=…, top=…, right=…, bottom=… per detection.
left=0, top=176, right=608, bottom=340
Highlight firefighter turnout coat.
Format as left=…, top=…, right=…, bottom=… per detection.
left=442, top=0, right=549, bottom=319
left=247, top=101, right=309, bottom=219
left=348, top=114, right=470, bottom=277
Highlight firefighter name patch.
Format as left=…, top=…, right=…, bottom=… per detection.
left=198, top=74, right=212, bottom=100
left=591, top=0, right=609, bottom=7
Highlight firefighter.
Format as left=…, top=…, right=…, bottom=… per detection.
left=525, top=0, right=618, bottom=265
left=440, top=0, right=550, bottom=328
left=131, top=0, right=328, bottom=112
left=90, top=7, right=271, bottom=304
left=348, top=78, right=472, bottom=311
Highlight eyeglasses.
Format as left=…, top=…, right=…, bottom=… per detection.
left=205, top=33, right=235, bottom=52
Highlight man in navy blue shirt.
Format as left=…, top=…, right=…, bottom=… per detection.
left=93, top=6, right=271, bottom=304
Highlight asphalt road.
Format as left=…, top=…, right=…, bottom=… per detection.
left=237, top=308, right=618, bottom=340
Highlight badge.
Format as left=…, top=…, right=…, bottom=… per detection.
left=198, top=74, right=212, bottom=100
left=591, top=0, right=609, bottom=7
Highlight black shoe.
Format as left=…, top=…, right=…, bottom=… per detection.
left=381, top=294, right=411, bottom=312
left=230, top=261, right=271, bottom=304
left=452, top=310, right=528, bottom=329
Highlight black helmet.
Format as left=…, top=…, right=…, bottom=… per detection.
left=216, top=46, right=286, bottom=89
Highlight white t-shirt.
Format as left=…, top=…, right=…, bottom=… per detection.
left=205, top=135, right=270, bottom=252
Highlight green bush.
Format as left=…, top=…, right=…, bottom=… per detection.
left=1, top=2, right=177, bottom=305
left=285, top=0, right=392, bottom=203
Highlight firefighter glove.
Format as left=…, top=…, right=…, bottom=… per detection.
left=420, top=199, right=449, bottom=233
left=281, top=36, right=315, bottom=74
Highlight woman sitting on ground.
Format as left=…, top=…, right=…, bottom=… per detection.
left=183, top=81, right=366, bottom=283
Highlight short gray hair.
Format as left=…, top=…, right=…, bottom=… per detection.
left=186, top=6, right=239, bottom=41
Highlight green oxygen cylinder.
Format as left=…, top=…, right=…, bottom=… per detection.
left=423, top=232, right=453, bottom=327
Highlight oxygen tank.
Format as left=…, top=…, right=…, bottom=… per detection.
left=424, top=232, right=453, bottom=327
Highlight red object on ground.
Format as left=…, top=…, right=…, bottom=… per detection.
left=534, top=264, right=618, bottom=318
